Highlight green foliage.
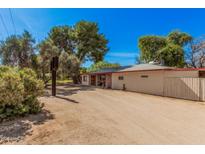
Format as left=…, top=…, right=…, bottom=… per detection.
left=80, top=67, right=87, bottom=74
left=0, top=21, right=108, bottom=85
left=19, top=68, right=44, bottom=97
left=61, top=54, right=81, bottom=83
left=0, top=35, right=21, bottom=66
left=0, top=30, right=35, bottom=68
left=74, top=21, right=109, bottom=63
left=49, top=26, right=75, bottom=52
left=139, top=36, right=167, bottom=62
left=157, top=44, right=184, bottom=67
left=0, top=66, right=44, bottom=121
left=87, top=61, right=120, bottom=72
left=0, top=65, right=13, bottom=76
left=43, top=20, right=108, bottom=83
left=37, top=39, right=60, bottom=84
left=58, top=51, right=70, bottom=79
left=19, top=30, right=36, bottom=68
left=22, top=96, right=44, bottom=114
left=138, top=30, right=192, bottom=67
left=0, top=68, right=24, bottom=107
left=167, top=31, right=192, bottom=46
left=57, top=51, right=83, bottom=83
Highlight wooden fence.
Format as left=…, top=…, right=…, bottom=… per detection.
left=164, top=77, right=205, bottom=101
left=200, top=78, right=205, bottom=101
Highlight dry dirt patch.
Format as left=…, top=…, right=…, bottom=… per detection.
left=2, top=84, right=205, bottom=144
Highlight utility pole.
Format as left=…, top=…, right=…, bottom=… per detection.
left=50, top=56, right=59, bottom=96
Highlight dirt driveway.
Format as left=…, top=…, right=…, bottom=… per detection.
left=3, top=84, right=205, bottom=144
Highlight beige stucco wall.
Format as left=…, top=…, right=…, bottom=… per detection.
left=164, top=70, right=199, bottom=78
left=81, top=75, right=90, bottom=85
left=112, top=70, right=200, bottom=97
left=105, top=74, right=112, bottom=88
left=112, top=71, right=165, bottom=96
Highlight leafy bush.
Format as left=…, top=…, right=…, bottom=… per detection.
left=19, top=68, right=44, bottom=97
left=0, top=66, right=45, bottom=121
left=0, top=69, right=24, bottom=107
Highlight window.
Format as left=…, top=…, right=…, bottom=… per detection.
left=141, top=75, right=148, bottom=78
left=83, top=75, right=87, bottom=81
left=118, top=76, right=124, bottom=80
left=199, top=71, right=205, bottom=78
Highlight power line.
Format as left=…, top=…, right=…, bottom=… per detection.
left=9, top=8, right=16, bottom=35
left=0, top=12, right=9, bottom=37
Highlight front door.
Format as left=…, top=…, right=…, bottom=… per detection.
left=106, top=74, right=112, bottom=88
left=90, top=75, right=96, bottom=86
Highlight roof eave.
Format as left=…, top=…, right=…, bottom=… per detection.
left=113, top=68, right=173, bottom=74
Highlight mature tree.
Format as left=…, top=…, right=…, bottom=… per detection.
left=186, top=36, right=205, bottom=68
left=138, top=36, right=167, bottom=63
left=0, top=35, right=21, bottom=66
left=167, top=31, right=192, bottom=46
left=56, top=51, right=81, bottom=83
left=138, top=30, right=192, bottom=67
left=0, top=30, right=36, bottom=68
left=46, top=20, right=108, bottom=83
left=74, top=21, right=108, bottom=63
left=0, top=21, right=108, bottom=84
left=19, top=30, right=36, bottom=68
left=58, top=51, right=70, bottom=79
left=157, top=44, right=184, bottom=67
left=66, top=54, right=81, bottom=83
left=87, top=61, right=120, bottom=72
left=38, top=39, right=59, bottom=84
left=48, top=26, right=75, bottom=53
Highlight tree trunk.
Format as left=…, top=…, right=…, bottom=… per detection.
left=72, top=75, right=80, bottom=84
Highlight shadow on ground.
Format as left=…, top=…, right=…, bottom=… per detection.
left=0, top=109, right=54, bottom=144
left=54, top=96, right=79, bottom=104
left=45, top=83, right=95, bottom=104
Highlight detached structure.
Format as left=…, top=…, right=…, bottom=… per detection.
left=81, top=64, right=205, bottom=101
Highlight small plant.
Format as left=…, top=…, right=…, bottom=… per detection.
left=0, top=66, right=45, bottom=121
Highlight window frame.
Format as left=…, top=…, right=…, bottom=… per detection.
left=118, top=76, right=124, bottom=80
left=83, top=75, right=87, bottom=82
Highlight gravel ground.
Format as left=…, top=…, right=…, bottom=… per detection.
left=0, top=110, right=54, bottom=144
left=2, top=84, right=205, bottom=144
left=0, top=120, right=32, bottom=144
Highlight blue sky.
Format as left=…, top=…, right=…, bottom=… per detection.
left=1, top=8, right=205, bottom=67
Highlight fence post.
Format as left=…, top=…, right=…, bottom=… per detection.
left=50, top=56, right=59, bottom=96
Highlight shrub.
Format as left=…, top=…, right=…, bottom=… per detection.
left=19, top=68, right=44, bottom=97
left=0, top=65, right=13, bottom=76
left=0, top=68, right=24, bottom=107
left=0, top=66, right=45, bottom=121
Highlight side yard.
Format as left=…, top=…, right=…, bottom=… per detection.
left=1, top=84, right=205, bottom=144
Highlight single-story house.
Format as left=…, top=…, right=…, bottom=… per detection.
left=81, top=64, right=205, bottom=101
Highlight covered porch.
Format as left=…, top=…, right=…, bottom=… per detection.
left=90, top=73, right=112, bottom=89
